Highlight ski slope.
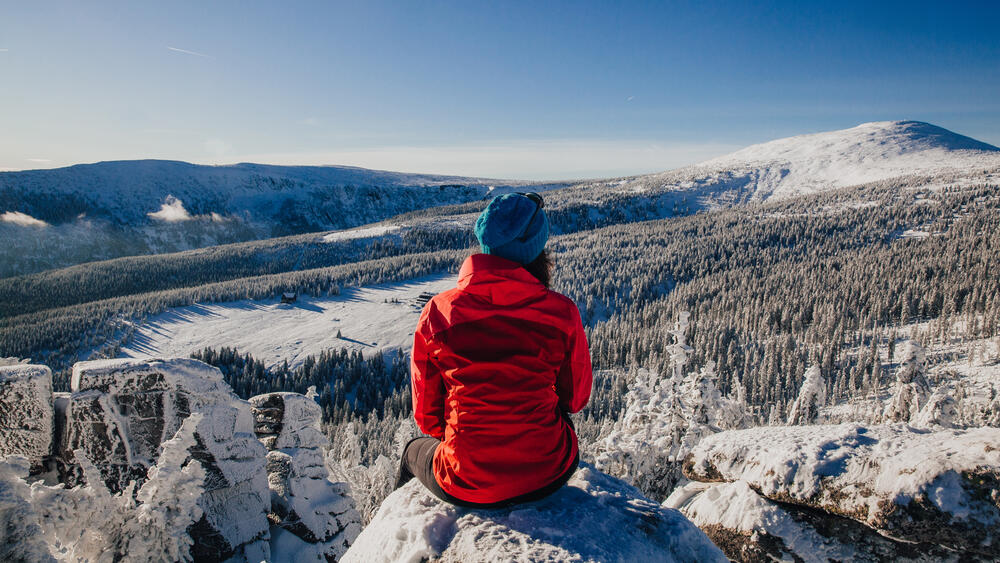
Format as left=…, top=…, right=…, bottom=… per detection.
left=118, top=274, right=456, bottom=368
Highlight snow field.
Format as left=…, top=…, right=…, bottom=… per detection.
left=117, top=274, right=456, bottom=369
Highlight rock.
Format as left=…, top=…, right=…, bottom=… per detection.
left=60, top=358, right=271, bottom=562
left=665, top=480, right=970, bottom=562
left=250, top=392, right=362, bottom=562
left=683, top=424, right=1000, bottom=558
left=0, top=365, right=54, bottom=475
left=342, top=463, right=726, bottom=563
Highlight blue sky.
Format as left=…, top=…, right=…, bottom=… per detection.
left=1, top=0, right=997, bottom=179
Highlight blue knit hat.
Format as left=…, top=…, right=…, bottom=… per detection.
left=474, top=193, right=549, bottom=265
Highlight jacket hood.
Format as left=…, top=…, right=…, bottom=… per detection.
left=456, top=254, right=547, bottom=306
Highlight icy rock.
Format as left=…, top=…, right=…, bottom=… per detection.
left=0, top=364, right=54, bottom=474
left=341, top=463, right=726, bottom=563
left=665, top=480, right=969, bottom=562
left=250, top=392, right=362, bottom=561
left=59, top=358, right=270, bottom=562
left=683, top=424, right=1000, bottom=557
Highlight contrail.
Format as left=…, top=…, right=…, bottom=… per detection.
left=167, top=46, right=212, bottom=58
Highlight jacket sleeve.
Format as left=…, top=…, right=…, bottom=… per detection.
left=410, top=307, right=446, bottom=439
left=556, top=304, right=593, bottom=413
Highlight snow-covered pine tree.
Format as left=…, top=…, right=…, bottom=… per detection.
left=884, top=340, right=931, bottom=423
left=786, top=365, right=826, bottom=425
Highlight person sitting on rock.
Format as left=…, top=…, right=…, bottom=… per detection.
left=396, top=192, right=593, bottom=508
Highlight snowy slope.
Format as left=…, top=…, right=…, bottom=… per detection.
left=696, top=121, right=1000, bottom=200
left=559, top=121, right=1000, bottom=215
left=117, top=274, right=456, bottom=369
left=0, top=159, right=543, bottom=226
left=0, top=160, right=562, bottom=276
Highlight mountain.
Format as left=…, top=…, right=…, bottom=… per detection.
left=558, top=120, right=1000, bottom=216
left=3, top=122, right=996, bottom=279
left=0, top=160, right=562, bottom=277
left=696, top=120, right=1000, bottom=200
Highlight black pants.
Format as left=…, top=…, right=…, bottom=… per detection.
left=395, top=436, right=579, bottom=509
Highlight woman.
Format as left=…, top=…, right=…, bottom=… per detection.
left=397, top=192, right=592, bottom=507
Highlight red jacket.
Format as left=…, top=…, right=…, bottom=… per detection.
left=411, top=254, right=593, bottom=504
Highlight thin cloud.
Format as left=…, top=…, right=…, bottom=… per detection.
left=166, top=46, right=213, bottom=58
left=627, top=96, right=634, bottom=101
left=0, top=49, right=9, bottom=52
left=27, top=158, right=51, bottom=163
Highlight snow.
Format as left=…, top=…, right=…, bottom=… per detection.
left=684, top=423, right=1000, bottom=555
left=321, top=224, right=401, bottom=242
left=787, top=366, right=825, bottom=424
left=249, top=392, right=362, bottom=559
left=665, top=480, right=861, bottom=562
left=664, top=480, right=959, bottom=563
left=590, top=313, right=748, bottom=500
left=342, top=464, right=726, bottom=563
left=695, top=121, right=1000, bottom=200
left=117, top=274, right=456, bottom=369
left=66, top=358, right=271, bottom=560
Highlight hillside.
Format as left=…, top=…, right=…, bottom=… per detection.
left=556, top=121, right=1000, bottom=214
left=0, top=160, right=561, bottom=277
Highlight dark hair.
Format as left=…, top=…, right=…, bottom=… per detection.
left=524, top=250, right=552, bottom=288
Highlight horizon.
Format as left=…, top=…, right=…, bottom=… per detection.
left=2, top=1, right=998, bottom=179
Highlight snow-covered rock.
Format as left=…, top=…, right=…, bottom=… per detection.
left=0, top=364, right=53, bottom=474
left=342, top=463, right=726, bottom=563
left=250, top=392, right=362, bottom=561
left=683, top=424, right=1000, bottom=557
left=58, top=358, right=270, bottom=562
left=665, top=480, right=965, bottom=562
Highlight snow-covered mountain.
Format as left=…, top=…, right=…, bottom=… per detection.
left=0, top=160, right=560, bottom=277
left=696, top=120, right=1000, bottom=200
left=3, top=121, right=997, bottom=278
left=561, top=121, right=1000, bottom=214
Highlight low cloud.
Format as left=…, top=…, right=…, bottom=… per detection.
left=148, top=196, right=192, bottom=222
left=1, top=211, right=49, bottom=227
left=27, top=158, right=51, bottom=163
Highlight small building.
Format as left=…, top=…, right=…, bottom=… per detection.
left=281, top=291, right=298, bottom=304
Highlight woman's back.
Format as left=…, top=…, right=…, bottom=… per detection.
left=412, top=254, right=591, bottom=504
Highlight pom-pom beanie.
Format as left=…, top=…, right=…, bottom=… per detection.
left=474, top=193, right=549, bottom=265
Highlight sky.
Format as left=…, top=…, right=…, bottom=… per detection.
left=1, top=0, right=998, bottom=179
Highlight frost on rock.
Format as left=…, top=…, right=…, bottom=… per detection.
left=0, top=364, right=54, bottom=474
left=341, top=463, right=726, bottom=563
left=665, top=480, right=966, bottom=562
left=57, top=358, right=270, bottom=562
left=249, top=392, right=362, bottom=561
left=683, top=424, right=1000, bottom=558
left=0, top=457, right=56, bottom=563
